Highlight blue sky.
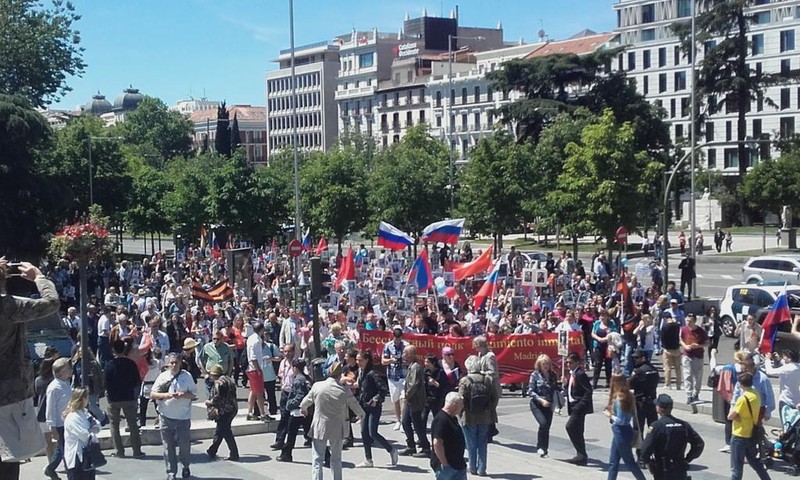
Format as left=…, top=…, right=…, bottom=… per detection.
left=54, top=0, right=618, bottom=110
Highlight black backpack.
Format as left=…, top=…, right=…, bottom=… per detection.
left=465, top=376, right=491, bottom=414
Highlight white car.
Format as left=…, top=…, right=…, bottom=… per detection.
left=719, top=282, right=800, bottom=337
left=741, top=255, right=800, bottom=284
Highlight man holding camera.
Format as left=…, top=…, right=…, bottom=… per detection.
left=0, top=258, right=60, bottom=479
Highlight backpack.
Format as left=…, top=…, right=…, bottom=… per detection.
left=465, top=375, right=491, bottom=414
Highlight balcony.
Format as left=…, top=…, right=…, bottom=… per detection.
left=334, top=85, right=376, bottom=101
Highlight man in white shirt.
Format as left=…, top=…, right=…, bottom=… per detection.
left=151, top=353, right=197, bottom=480
left=766, top=349, right=800, bottom=412
left=246, top=322, right=267, bottom=421
left=97, top=307, right=113, bottom=368
left=44, top=358, right=73, bottom=480
left=63, top=306, right=80, bottom=342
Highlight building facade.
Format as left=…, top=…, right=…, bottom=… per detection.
left=613, top=0, right=800, bottom=174
left=189, top=105, right=267, bottom=164
left=266, top=41, right=340, bottom=162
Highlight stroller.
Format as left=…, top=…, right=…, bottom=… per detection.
left=766, top=403, right=800, bottom=475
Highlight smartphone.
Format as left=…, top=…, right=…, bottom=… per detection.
left=7, top=263, right=22, bottom=277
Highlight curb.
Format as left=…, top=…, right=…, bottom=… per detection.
left=94, top=408, right=277, bottom=451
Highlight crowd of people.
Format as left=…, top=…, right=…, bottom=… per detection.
left=2, top=235, right=796, bottom=480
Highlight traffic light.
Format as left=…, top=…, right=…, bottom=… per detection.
left=310, top=256, right=332, bottom=302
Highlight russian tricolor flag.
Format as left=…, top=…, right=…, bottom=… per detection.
left=473, top=257, right=502, bottom=310
left=407, top=249, right=433, bottom=292
left=302, top=227, right=312, bottom=251
left=422, top=218, right=465, bottom=245
left=760, top=285, right=792, bottom=353
left=377, top=221, right=414, bottom=251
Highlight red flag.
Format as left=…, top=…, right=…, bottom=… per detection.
left=333, top=246, right=355, bottom=291
left=615, top=271, right=630, bottom=304
left=315, top=236, right=328, bottom=256
left=454, top=245, right=494, bottom=282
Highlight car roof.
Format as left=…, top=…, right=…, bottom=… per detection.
left=726, top=283, right=800, bottom=294
left=746, top=255, right=800, bottom=263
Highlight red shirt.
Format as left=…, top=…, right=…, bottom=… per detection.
left=680, top=325, right=708, bottom=359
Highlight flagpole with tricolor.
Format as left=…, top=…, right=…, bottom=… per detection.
left=473, top=257, right=503, bottom=310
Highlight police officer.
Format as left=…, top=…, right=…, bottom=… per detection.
left=641, top=394, right=704, bottom=480
left=629, top=349, right=659, bottom=464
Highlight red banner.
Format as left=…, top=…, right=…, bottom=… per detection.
left=358, top=331, right=585, bottom=384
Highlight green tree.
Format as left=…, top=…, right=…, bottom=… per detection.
left=673, top=1, right=800, bottom=223
left=230, top=113, right=241, bottom=153
left=741, top=153, right=800, bottom=222
left=0, top=0, right=86, bottom=107
left=125, top=156, right=171, bottom=236
left=458, top=129, right=534, bottom=251
left=117, top=96, right=193, bottom=163
left=368, top=125, right=449, bottom=239
left=552, top=109, right=664, bottom=250
left=41, top=115, right=132, bottom=220
left=301, top=147, right=368, bottom=253
left=0, top=94, right=67, bottom=256
left=161, top=155, right=216, bottom=239
left=214, top=101, right=231, bottom=157
left=486, top=50, right=618, bottom=142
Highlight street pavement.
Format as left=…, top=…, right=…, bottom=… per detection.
left=22, top=384, right=799, bottom=480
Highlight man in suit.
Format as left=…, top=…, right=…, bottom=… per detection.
left=564, top=352, right=593, bottom=466
left=300, top=361, right=365, bottom=480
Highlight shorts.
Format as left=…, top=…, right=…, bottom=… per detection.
left=388, top=378, right=405, bottom=403
left=246, top=370, right=265, bottom=394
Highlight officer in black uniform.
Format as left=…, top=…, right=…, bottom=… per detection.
left=641, top=394, right=704, bottom=480
left=629, top=349, right=659, bottom=463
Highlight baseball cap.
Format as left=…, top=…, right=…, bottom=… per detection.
left=670, top=298, right=678, bottom=304
left=654, top=393, right=673, bottom=408
left=392, top=325, right=403, bottom=333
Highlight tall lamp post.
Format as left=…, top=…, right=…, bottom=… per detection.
left=87, top=136, right=124, bottom=205
left=289, top=0, right=302, bottom=283
left=446, top=34, right=484, bottom=215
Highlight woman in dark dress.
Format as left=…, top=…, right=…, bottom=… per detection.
left=705, top=305, right=723, bottom=358
left=423, top=354, right=448, bottom=426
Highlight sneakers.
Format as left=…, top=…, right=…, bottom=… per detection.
left=719, top=445, right=730, bottom=453
left=398, top=448, right=416, bottom=457
left=390, top=448, right=399, bottom=466
left=270, top=442, right=285, bottom=451
left=181, top=466, right=190, bottom=479
left=246, top=414, right=260, bottom=421
left=393, top=421, right=401, bottom=431
left=356, top=459, right=374, bottom=468
left=276, top=454, right=293, bottom=462
left=537, top=448, right=548, bottom=458
left=555, top=407, right=562, bottom=416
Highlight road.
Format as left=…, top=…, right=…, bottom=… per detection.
left=23, top=383, right=798, bottom=480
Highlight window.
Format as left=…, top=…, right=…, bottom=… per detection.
left=419, top=110, right=426, bottom=124
left=474, top=86, right=480, bottom=102
left=670, top=98, right=676, bottom=118
left=450, top=89, right=455, bottom=104
left=358, top=52, right=373, bottom=68
left=628, top=52, right=636, bottom=71
left=436, top=91, right=442, bottom=107
left=461, top=113, right=468, bottom=129
left=419, top=88, right=425, bottom=103
left=436, top=116, right=442, bottom=127
left=781, top=30, right=795, bottom=52
left=782, top=88, right=791, bottom=109
left=487, top=87, right=493, bottom=101
left=704, top=40, right=717, bottom=55
left=406, top=111, right=413, bottom=126
left=782, top=59, right=791, bottom=74
left=754, top=11, right=771, bottom=25
left=708, top=148, right=716, bottom=169
left=705, top=121, right=714, bottom=142
left=752, top=34, right=764, bottom=55
left=407, top=71, right=413, bottom=82
left=675, top=71, right=687, bottom=90
left=673, top=46, right=681, bottom=66
left=641, top=29, right=655, bottom=42
left=618, top=53, right=624, bottom=71
left=677, top=0, right=691, bottom=17
left=658, top=47, right=667, bottom=67
left=461, top=87, right=467, bottom=104
left=642, top=3, right=655, bottom=23
left=488, top=112, right=494, bottom=126
left=675, top=124, right=684, bottom=140
left=681, top=97, right=690, bottom=117
left=461, top=139, right=469, bottom=158
left=724, top=148, right=739, bottom=169
left=726, top=121, right=732, bottom=142
left=781, top=117, right=795, bottom=137
left=642, top=75, right=649, bottom=94
left=658, top=73, right=667, bottom=93
left=473, top=112, right=480, bottom=128
left=643, top=50, right=651, bottom=69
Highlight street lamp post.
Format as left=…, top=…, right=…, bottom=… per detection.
left=446, top=34, right=484, bottom=215
left=87, top=136, right=124, bottom=205
left=289, top=0, right=302, bottom=284
left=662, top=138, right=767, bottom=287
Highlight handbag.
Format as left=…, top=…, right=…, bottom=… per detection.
left=207, top=406, right=220, bottom=421
left=82, top=436, right=107, bottom=470
left=707, top=370, right=719, bottom=389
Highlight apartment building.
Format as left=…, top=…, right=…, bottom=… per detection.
left=614, top=0, right=800, bottom=174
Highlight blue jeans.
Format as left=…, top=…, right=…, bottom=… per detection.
left=462, top=423, right=489, bottom=474
left=97, top=336, right=111, bottom=368
left=159, top=416, right=191, bottom=476
left=46, top=426, right=64, bottom=474
left=361, top=404, right=393, bottom=460
left=607, top=424, right=646, bottom=480
left=730, top=435, right=771, bottom=480
left=434, top=465, right=468, bottom=480
left=623, top=343, right=636, bottom=377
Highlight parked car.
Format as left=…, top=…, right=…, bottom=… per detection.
left=741, top=255, right=800, bottom=284
left=719, top=282, right=800, bottom=338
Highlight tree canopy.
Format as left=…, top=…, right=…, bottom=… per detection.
left=0, top=0, right=86, bottom=107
